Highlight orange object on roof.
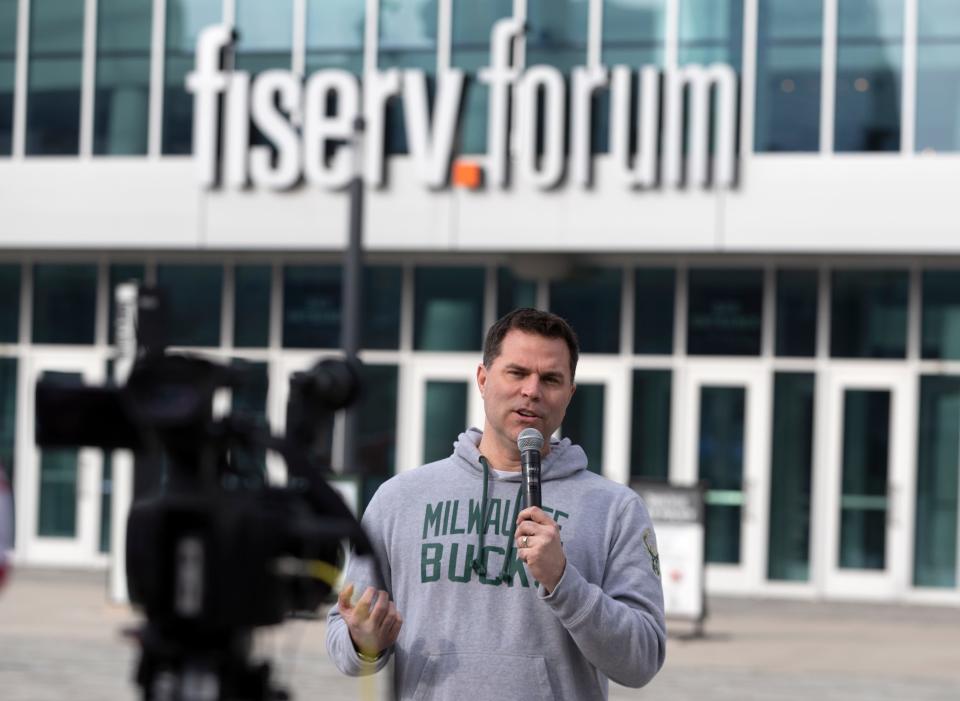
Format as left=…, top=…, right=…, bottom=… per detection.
left=452, top=160, right=483, bottom=189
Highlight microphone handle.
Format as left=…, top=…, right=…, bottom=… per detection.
left=521, top=450, right=542, bottom=509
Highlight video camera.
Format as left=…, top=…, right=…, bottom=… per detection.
left=34, top=286, right=372, bottom=701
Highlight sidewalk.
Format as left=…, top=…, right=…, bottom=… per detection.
left=1, top=567, right=958, bottom=700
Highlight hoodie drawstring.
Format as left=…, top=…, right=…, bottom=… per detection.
left=472, top=456, right=525, bottom=585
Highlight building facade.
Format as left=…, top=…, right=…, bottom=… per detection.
left=1, top=0, right=960, bottom=606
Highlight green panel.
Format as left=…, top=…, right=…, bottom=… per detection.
left=831, top=270, right=908, bottom=358
left=94, top=0, right=152, bottom=154
left=630, top=369, right=671, bottom=480
left=157, top=264, right=223, bottom=347
left=688, top=268, right=763, bottom=356
left=283, top=265, right=341, bottom=349
left=414, top=267, right=485, bottom=351
left=0, top=263, right=20, bottom=342
left=0, top=358, right=16, bottom=508
left=231, top=360, right=269, bottom=476
left=99, top=452, right=112, bottom=553
left=306, top=0, right=364, bottom=74
left=768, top=372, right=815, bottom=581
left=914, top=375, right=959, bottom=587
left=38, top=448, right=78, bottom=536
left=108, top=263, right=145, bottom=345
left=550, top=267, right=622, bottom=354
left=775, top=269, right=818, bottom=357
left=0, top=0, right=17, bottom=155
left=921, top=270, right=960, bottom=359
left=916, top=0, right=960, bottom=151
left=679, top=0, right=743, bottom=68
left=234, top=265, right=271, bottom=348
left=497, top=267, right=538, bottom=320
left=357, top=364, right=398, bottom=475
left=32, top=264, right=97, bottom=345
left=634, top=268, right=674, bottom=355
left=699, top=386, right=745, bottom=563
left=562, top=383, right=605, bottom=474
left=363, top=266, right=402, bottom=350
left=423, top=381, right=467, bottom=464
left=839, top=389, right=890, bottom=569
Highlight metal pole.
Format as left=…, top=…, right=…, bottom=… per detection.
left=340, top=117, right=365, bottom=474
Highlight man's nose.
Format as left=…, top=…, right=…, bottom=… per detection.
left=520, top=375, right=542, bottom=398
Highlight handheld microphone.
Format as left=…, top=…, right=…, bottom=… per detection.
left=517, top=427, right=544, bottom=509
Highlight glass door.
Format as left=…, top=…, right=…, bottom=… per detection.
left=820, top=367, right=914, bottom=600
left=678, top=363, right=771, bottom=593
left=20, top=353, right=105, bottom=566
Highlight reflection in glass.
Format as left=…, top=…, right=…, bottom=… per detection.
left=921, top=270, right=960, bottom=359
left=497, top=267, right=538, bottom=319
left=108, top=263, right=145, bottom=345
left=26, top=0, right=84, bottom=154
left=839, top=389, right=889, bottom=570
left=231, top=359, right=269, bottom=476
left=235, top=0, right=293, bottom=72
left=756, top=0, right=823, bottom=152
left=306, top=0, right=365, bottom=74
left=630, top=370, right=671, bottom=480
left=914, top=376, right=959, bottom=587
left=775, top=269, right=818, bottom=357
left=0, top=263, right=20, bottom=343
left=157, top=264, right=223, bottom=347
left=424, top=381, right=467, bottom=463
left=451, top=0, right=513, bottom=153
left=162, top=0, right=221, bottom=154
left=917, top=0, right=960, bottom=151
left=699, top=386, right=744, bottom=564
left=0, top=359, right=17, bottom=518
left=563, top=384, right=605, bottom=474
left=830, top=270, right=907, bottom=358
left=94, top=0, right=152, bottom=155
left=100, top=451, right=112, bottom=552
left=679, top=0, right=743, bottom=67
left=0, top=0, right=17, bottom=155
left=768, top=373, right=814, bottom=581
left=550, top=268, right=622, bottom=354
left=363, top=266, right=403, bottom=350
left=634, top=268, right=674, bottom=355
left=37, top=371, right=83, bottom=537
left=234, top=265, right=271, bottom=348
left=358, top=365, right=399, bottom=475
left=283, top=265, right=341, bottom=348
left=527, top=0, right=589, bottom=73
left=687, top=268, right=763, bottom=356
left=414, top=267, right=485, bottom=351
left=835, top=0, right=903, bottom=152
left=32, top=264, right=97, bottom=345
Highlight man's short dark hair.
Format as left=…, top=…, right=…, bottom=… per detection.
left=483, top=308, right=580, bottom=380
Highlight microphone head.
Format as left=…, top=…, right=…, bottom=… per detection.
left=517, top=427, right=544, bottom=453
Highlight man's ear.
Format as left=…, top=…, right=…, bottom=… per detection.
left=477, top=363, right=487, bottom=395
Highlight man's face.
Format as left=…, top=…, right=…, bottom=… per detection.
left=477, top=329, right=576, bottom=452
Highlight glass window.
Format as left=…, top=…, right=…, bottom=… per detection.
left=699, top=386, right=745, bottom=564
left=914, top=375, right=959, bottom=587
left=451, top=0, right=513, bottom=154
left=0, top=0, right=17, bottom=155
left=379, top=0, right=437, bottom=154
left=679, top=0, right=743, bottom=67
left=768, top=372, right=815, bottom=581
left=162, top=0, right=221, bottom=154
left=550, top=267, right=622, bottom=354
left=358, top=364, right=399, bottom=475
left=687, top=268, right=763, bottom=356
left=630, top=369, right=671, bottom=480
left=775, top=269, right=818, bottom=357
left=839, top=389, right=890, bottom=570
left=94, top=0, right=152, bottom=155
left=156, top=264, right=223, bottom=347
left=756, top=0, right=823, bottom=152
left=496, top=266, right=538, bottom=319
left=283, top=265, right=341, bottom=348
left=414, top=267, right=485, bottom=351
left=235, top=0, right=292, bottom=73
left=363, top=265, right=402, bottom=350
left=32, top=264, right=97, bottom=345
left=307, top=0, right=364, bottom=74
left=917, top=0, right=960, bottom=152
left=234, top=265, right=271, bottom=348
left=562, top=383, right=605, bottom=474
left=634, top=268, right=674, bottom=354
left=423, top=381, right=466, bottom=463
left=830, top=270, right=907, bottom=358
left=0, top=358, right=16, bottom=506
left=231, top=359, right=269, bottom=476
left=26, top=0, right=84, bottom=155
left=835, top=0, right=903, bottom=152
left=527, top=0, right=589, bottom=72
left=100, top=452, right=112, bottom=552
left=0, top=263, right=20, bottom=343
left=37, top=371, right=83, bottom=537
left=922, top=270, right=960, bottom=359
left=108, top=263, right=145, bottom=345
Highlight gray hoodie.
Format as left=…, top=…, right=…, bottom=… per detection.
left=326, top=428, right=666, bottom=700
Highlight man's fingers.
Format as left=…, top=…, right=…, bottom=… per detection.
left=353, top=586, right=376, bottom=620
left=516, top=506, right=552, bottom=525
left=337, top=583, right=355, bottom=612
left=368, top=589, right=390, bottom=628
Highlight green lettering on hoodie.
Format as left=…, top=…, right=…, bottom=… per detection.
left=421, top=543, right=442, bottom=582
left=423, top=502, right=443, bottom=539
left=485, top=499, right=502, bottom=536
left=467, top=499, right=484, bottom=535
left=447, top=542, right=474, bottom=582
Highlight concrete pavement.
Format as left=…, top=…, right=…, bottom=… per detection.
left=1, top=567, right=958, bottom=700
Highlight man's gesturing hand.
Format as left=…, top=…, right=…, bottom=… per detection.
left=338, top=583, right=403, bottom=660
left=515, top=507, right=567, bottom=594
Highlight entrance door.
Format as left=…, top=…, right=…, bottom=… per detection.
left=19, top=353, right=105, bottom=566
left=820, top=367, right=914, bottom=600
left=679, top=363, right=771, bottom=593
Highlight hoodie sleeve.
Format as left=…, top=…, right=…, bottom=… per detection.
left=538, top=493, right=667, bottom=688
left=325, top=491, right=395, bottom=677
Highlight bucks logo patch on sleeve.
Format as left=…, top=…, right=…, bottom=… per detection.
left=642, top=528, right=661, bottom=578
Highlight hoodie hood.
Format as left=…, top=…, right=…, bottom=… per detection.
left=452, top=427, right=589, bottom=480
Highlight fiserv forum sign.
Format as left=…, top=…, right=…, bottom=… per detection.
left=188, top=19, right=737, bottom=192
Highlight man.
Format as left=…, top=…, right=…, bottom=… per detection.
left=327, top=308, right=666, bottom=699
